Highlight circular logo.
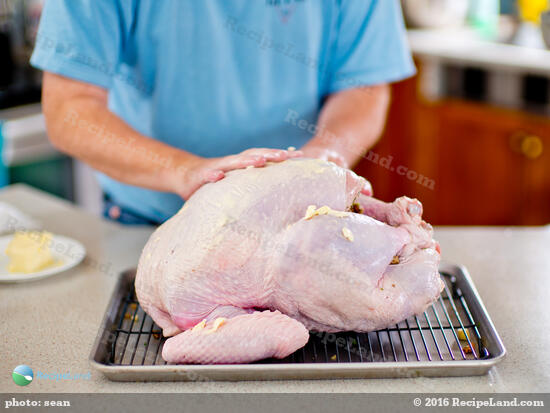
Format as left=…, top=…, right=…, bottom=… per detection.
left=12, top=365, right=33, bottom=386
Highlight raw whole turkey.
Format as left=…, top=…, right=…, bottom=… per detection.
left=135, top=158, right=443, bottom=364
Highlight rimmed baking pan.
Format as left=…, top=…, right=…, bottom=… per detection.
left=90, top=264, right=505, bottom=381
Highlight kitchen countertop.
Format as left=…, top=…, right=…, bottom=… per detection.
left=408, top=28, right=550, bottom=76
left=1, top=184, right=549, bottom=393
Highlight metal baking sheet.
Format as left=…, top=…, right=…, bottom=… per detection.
left=89, top=264, right=505, bottom=381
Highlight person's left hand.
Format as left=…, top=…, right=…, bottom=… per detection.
left=301, top=146, right=373, bottom=196
left=300, top=146, right=348, bottom=169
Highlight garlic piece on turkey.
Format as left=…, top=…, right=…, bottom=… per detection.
left=206, top=317, right=227, bottom=334
left=342, top=227, right=354, bottom=242
left=191, top=319, right=206, bottom=332
left=305, top=205, right=349, bottom=221
left=304, top=205, right=317, bottom=220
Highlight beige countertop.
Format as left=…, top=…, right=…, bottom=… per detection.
left=408, top=28, right=550, bottom=76
left=1, top=184, right=549, bottom=393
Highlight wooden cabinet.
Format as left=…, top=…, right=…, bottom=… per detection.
left=520, top=119, right=550, bottom=224
left=354, top=77, right=550, bottom=225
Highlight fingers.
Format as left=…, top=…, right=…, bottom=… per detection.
left=212, top=154, right=267, bottom=171
left=242, top=148, right=304, bottom=162
left=213, top=149, right=303, bottom=173
left=204, top=169, right=225, bottom=183
left=300, top=147, right=347, bottom=168
left=180, top=148, right=303, bottom=200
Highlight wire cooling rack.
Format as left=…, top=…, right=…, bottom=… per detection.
left=90, top=265, right=506, bottom=380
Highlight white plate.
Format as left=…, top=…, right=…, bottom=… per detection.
left=0, top=234, right=86, bottom=283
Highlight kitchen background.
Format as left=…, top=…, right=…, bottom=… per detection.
left=0, top=0, right=549, bottom=225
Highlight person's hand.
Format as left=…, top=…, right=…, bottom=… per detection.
left=300, top=146, right=348, bottom=169
left=301, top=145, right=373, bottom=196
left=174, top=148, right=303, bottom=200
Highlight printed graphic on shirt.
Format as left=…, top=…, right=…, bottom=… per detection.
left=266, top=0, right=306, bottom=23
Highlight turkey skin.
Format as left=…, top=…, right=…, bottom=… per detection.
left=135, top=159, right=443, bottom=364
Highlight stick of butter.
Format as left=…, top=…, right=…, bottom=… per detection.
left=6, top=231, right=56, bottom=274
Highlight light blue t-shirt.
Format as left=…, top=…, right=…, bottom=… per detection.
left=31, top=0, right=414, bottom=223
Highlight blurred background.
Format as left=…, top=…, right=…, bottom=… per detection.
left=0, top=0, right=549, bottom=225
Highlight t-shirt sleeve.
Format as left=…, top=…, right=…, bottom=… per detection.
left=327, top=0, right=415, bottom=93
left=30, top=0, right=129, bottom=90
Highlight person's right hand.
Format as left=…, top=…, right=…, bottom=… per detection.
left=174, top=148, right=303, bottom=200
